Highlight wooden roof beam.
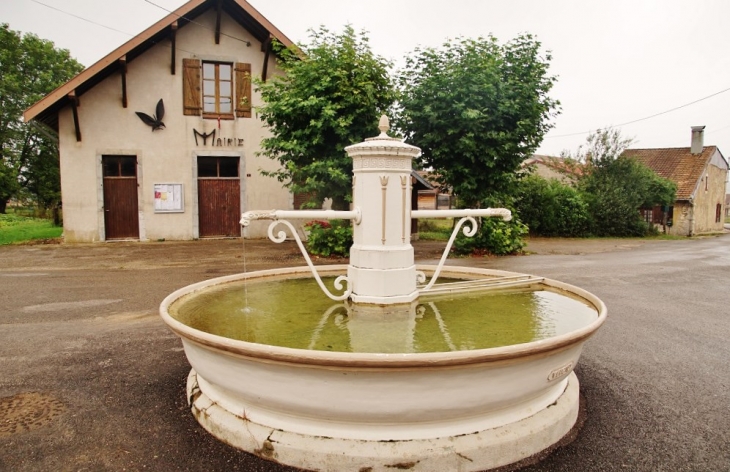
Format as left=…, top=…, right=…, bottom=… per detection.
left=170, top=21, right=178, bottom=75
left=24, top=0, right=296, bottom=125
left=215, top=0, right=222, bottom=44
left=261, top=34, right=272, bottom=82
left=68, top=91, right=81, bottom=142
left=119, top=56, right=127, bottom=108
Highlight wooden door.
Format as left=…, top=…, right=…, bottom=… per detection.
left=197, top=156, right=241, bottom=237
left=102, top=155, right=139, bottom=240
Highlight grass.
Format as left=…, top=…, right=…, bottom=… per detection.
left=417, top=218, right=453, bottom=241
left=0, top=212, right=62, bottom=245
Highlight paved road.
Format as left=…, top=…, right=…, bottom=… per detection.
left=0, top=236, right=728, bottom=471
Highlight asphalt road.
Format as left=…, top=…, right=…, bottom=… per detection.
left=0, top=235, right=728, bottom=471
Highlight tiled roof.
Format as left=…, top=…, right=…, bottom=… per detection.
left=622, top=146, right=717, bottom=200
left=523, top=155, right=586, bottom=177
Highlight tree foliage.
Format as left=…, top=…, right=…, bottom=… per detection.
left=396, top=35, right=560, bottom=208
left=0, top=23, right=84, bottom=214
left=514, top=128, right=676, bottom=238
left=572, top=129, right=677, bottom=237
left=257, top=26, right=396, bottom=210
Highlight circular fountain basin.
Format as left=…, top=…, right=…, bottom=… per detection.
left=160, top=265, right=606, bottom=471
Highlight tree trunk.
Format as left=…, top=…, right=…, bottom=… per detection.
left=52, top=204, right=61, bottom=226
left=0, top=199, right=7, bottom=214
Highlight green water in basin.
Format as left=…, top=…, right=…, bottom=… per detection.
left=170, top=276, right=598, bottom=353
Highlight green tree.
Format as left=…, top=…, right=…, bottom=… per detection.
left=573, top=129, right=676, bottom=236
left=257, top=25, right=397, bottom=210
left=0, top=24, right=83, bottom=215
left=396, top=34, right=560, bottom=208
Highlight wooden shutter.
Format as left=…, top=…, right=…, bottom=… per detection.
left=182, top=58, right=202, bottom=116
left=235, top=62, right=252, bottom=118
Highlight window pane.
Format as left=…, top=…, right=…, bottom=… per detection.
left=219, top=64, right=231, bottom=80
left=102, top=158, right=118, bottom=177
left=198, top=157, right=218, bottom=177
left=219, top=158, right=239, bottom=177
left=219, top=99, right=231, bottom=113
left=203, top=62, right=215, bottom=79
left=203, top=80, right=215, bottom=95
left=219, top=81, right=231, bottom=97
left=120, top=157, right=137, bottom=177
left=203, top=97, right=216, bottom=113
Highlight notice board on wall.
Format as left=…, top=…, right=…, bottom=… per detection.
left=154, top=183, right=184, bottom=213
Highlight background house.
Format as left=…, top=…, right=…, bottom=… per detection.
left=623, top=126, right=728, bottom=236
left=522, top=155, right=583, bottom=184
left=415, top=171, right=452, bottom=210
left=24, top=0, right=294, bottom=242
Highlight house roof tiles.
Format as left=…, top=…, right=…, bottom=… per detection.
left=622, top=146, right=718, bottom=200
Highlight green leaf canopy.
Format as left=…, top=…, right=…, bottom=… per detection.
left=257, top=26, right=396, bottom=210
left=396, top=35, right=559, bottom=208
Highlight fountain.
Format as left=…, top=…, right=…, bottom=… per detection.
left=159, top=116, right=606, bottom=471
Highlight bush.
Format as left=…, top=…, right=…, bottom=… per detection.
left=579, top=156, right=674, bottom=237
left=304, top=220, right=352, bottom=257
left=516, top=175, right=590, bottom=237
left=453, top=216, right=528, bottom=256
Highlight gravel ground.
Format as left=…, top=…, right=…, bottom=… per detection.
left=0, top=234, right=728, bottom=471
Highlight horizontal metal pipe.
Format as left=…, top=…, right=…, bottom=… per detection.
left=411, top=208, right=512, bottom=221
left=240, top=208, right=361, bottom=226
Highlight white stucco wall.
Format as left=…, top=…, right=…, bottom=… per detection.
left=58, top=11, right=290, bottom=242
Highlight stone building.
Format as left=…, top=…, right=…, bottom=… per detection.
left=623, top=126, right=728, bottom=236
left=24, top=0, right=294, bottom=242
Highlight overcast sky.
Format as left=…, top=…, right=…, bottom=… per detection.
left=3, top=0, right=730, bottom=159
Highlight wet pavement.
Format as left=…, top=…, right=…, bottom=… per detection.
left=0, top=235, right=729, bottom=471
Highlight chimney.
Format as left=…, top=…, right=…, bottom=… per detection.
left=690, top=125, right=705, bottom=155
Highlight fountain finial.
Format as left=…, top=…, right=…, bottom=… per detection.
left=378, top=115, right=390, bottom=137
left=365, top=114, right=399, bottom=142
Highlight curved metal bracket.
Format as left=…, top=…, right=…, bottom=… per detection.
left=267, top=220, right=352, bottom=302
left=416, top=216, right=478, bottom=292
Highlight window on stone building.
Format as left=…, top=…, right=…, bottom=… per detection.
left=198, top=156, right=239, bottom=178
left=717, top=203, right=722, bottom=223
left=641, top=208, right=652, bottom=224
left=202, top=62, right=233, bottom=117
left=183, top=58, right=252, bottom=118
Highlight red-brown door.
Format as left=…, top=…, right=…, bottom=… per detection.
left=102, top=155, right=139, bottom=240
left=197, top=156, right=241, bottom=237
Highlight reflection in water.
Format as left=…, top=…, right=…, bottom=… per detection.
left=171, top=276, right=597, bottom=353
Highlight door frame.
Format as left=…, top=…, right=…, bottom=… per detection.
left=97, top=150, right=145, bottom=241
left=192, top=150, right=244, bottom=239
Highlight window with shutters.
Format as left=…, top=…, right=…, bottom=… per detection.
left=203, top=61, right=233, bottom=118
left=183, top=58, right=252, bottom=119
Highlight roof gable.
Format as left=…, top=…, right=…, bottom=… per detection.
left=24, top=0, right=294, bottom=130
left=622, top=146, right=720, bottom=200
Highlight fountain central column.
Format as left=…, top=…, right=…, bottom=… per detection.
left=345, top=117, right=422, bottom=305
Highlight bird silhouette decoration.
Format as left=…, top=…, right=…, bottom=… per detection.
left=136, top=99, right=165, bottom=131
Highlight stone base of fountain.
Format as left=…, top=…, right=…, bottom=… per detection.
left=187, top=369, right=580, bottom=471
